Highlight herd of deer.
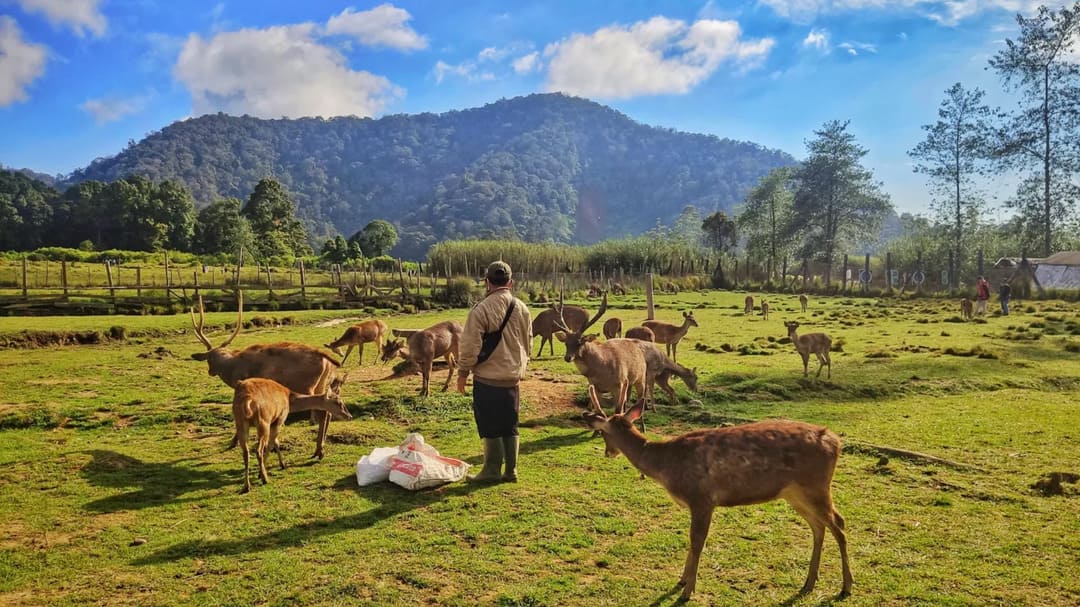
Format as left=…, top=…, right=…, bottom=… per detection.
left=187, top=288, right=850, bottom=599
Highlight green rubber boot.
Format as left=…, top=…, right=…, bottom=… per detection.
left=502, top=435, right=519, bottom=482
left=467, top=438, right=504, bottom=483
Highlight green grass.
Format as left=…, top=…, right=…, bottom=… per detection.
left=0, top=291, right=1078, bottom=606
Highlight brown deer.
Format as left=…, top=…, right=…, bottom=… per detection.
left=642, top=311, right=698, bottom=363
left=324, top=319, right=388, bottom=365
left=785, top=321, right=832, bottom=379
left=800, top=293, right=809, bottom=313
left=380, top=320, right=463, bottom=397
left=744, top=295, right=754, bottom=315
left=633, top=340, right=698, bottom=405
left=584, top=403, right=853, bottom=601
left=610, top=282, right=627, bottom=296
left=189, top=292, right=342, bottom=460
left=761, top=300, right=770, bottom=320
left=624, top=326, right=655, bottom=341
left=532, top=305, right=588, bottom=357
left=602, top=317, right=623, bottom=339
left=552, top=293, right=648, bottom=416
left=232, top=377, right=352, bottom=493
left=960, top=298, right=973, bottom=320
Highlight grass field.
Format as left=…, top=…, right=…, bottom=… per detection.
left=0, top=291, right=1077, bottom=606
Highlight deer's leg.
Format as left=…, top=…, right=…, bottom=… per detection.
left=441, top=353, right=455, bottom=392
left=824, top=352, right=832, bottom=379
left=784, top=490, right=828, bottom=596
left=341, top=345, right=353, bottom=365
left=237, top=424, right=251, bottom=494
left=256, top=423, right=271, bottom=485
left=829, top=504, right=853, bottom=596
left=659, top=372, right=677, bottom=405
left=269, top=420, right=285, bottom=470
left=420, top=358, right=432, bottom=397
left=801, top=352, right=810, bottom=376
left=309, top=410, right=329, bottom=460
left=678, top=506, right=714, bottom=598
left=671, top=341, right=678, bottom=363
left=357, top=342, right=364, bottom=366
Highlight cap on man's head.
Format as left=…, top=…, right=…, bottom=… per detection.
left=485, top=261, right=512, bottom=282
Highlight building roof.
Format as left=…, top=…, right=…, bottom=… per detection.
left=1041, top=251, right=1080, bottom=266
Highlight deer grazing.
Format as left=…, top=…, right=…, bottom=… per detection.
left=380, top=320, right=463, bottom=397
left=785, top=321, right=832, bottom=379
left=800, top=293, right=809, bottom=313
left=232, top=377, right=352, bottom=493
left=960, top=298, right=973, bottom=320
left=603, top=317, right=623, bottom=339
left=642, top=311, right=698, bottom=363
left=553, top=293, right=648, bottom=416
left=744, top=295, right=754, bottom=315
left=610, top=282, right=627, bottom=296
left=634, top=341, right=698, bottom=405
left=584, top=403, right=853, bottom=600
left=761, top=300, right=770, bottom=320
left=532, top=305, right=588, bottom=357
left=189, top=291, right=342, bottom=460
left=324, top=319, right=388, bottom=365
left=624, top=326, right=655, bottom=341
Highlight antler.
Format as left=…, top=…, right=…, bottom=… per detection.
left=189, top=295, right=213, bottom=350
left=189, top=290, right=244, bottom=350
left=581, top=292, right=608, bottom=333
left=554, top=291, right=608, bottom=335
left=553, top=291, right=573, bottom=334
left=220, top=290, right=243, bottom=348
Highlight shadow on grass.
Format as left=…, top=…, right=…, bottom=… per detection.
left=130, top=481, right=481, bottom=566
left=79, top=449, right=232, bottom=513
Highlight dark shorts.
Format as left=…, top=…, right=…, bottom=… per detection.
left=472, top=380, right=519, bottom=438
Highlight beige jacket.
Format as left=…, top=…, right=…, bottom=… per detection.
left=457, top=288, right=532, bottom=387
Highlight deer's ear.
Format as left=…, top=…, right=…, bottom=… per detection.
left=624, top=400, right=645, bottom=423
left=554, top=331, right=567, bottom=342
left=583, top=412, right=607, bottom=430
left=584, top=334, right=599, bottom=342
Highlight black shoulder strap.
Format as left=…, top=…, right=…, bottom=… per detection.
left=497, top=301, right=516, bottom=332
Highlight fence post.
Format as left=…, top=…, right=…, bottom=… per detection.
left=842, top=254, right=849, bottom=292
left=863, top=254, right=870, bottom=294
left=299, top=259, right=307, bottom=298
left=885, top=252, right=893, bottom=295
left=105, top=261, right=115, bottom=303
left=645, top=273, right=655, bottom=320
left=136, top=267, right=143, bottom=303
left=21, top=255, right=28, bottom=300
left=61, top=260, right=68, bottom=297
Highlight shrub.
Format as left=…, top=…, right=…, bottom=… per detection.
left=443, top=277, right=480, bottom=307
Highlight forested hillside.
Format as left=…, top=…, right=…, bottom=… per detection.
left=67, top=94, right=794, bottom=258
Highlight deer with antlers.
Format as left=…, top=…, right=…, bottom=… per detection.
left=785, top=321, right=832, bottom=379
left=585, top=402, right=853, bottom=601
left=232, top=377, right=352, bottom=493
left=325, top=319, right=388, bottom=365
left=189, top=291, right=343, bottom=460
left=641, top=311, right=698, bottom=363
left=380, top=320, right=463, bottom=397
left=552, top=293, right=648, bottom=417
left=531, top=304, right=588, bottom=357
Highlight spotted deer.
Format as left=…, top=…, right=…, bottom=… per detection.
left=785, top=321, right=832, bottom=379
left=189, top=291, right=342, bottom=460
left=232, top=377, right=352, bottom=493
left=325, top=319, right=388, bottom=365
left=584, top=403, right=853, bottom=601
left=380, top=320, right=463, bottom=397
left=642, top=311, right=698, bottom=363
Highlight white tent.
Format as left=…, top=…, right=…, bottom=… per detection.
left=1034, top=251, right=1080, bottom=290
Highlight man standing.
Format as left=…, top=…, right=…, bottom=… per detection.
left=975, top=275, right=991, bottom=316
left=457, top=261, right=532, bottom=483
left=999, top=281, right=1011, bottom=316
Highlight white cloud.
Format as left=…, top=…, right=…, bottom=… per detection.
left=80, top=95, right=148, bottom=124
left=758, top=0, right=1062, bottom=25
left=513, top=52, right=540, bottom=74
left=324, top=4, right=427, bottom=50
left=838, top=41, right=877, bottom=55
left=543, top=17, right=773, bottom=99
left=0, top=17, right=47, bottom=106
left=803, top=28, right=829, bottom=51
left=433, top=59, right=494, bottom=84
left=15, top=0, right=106, bottom=37
left=174, top=24, right=403, bottom=119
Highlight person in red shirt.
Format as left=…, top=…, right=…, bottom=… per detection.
left=975, top=276, right=991, bottom=316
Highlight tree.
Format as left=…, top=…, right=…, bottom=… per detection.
left=672, top=205, right=704, bottom=249
left=988, top=3, right=1080, bottom=256
left=737, top=167, right=794, bottom=282
left=321, top=235, right=349, bottom=265
left=350, top=220, right=398, bottom=258
left=194, top=198, right=253, bottom=256
left=789, top=120, right=893, bottom=286
left=909, top=83, right=995, bottom=286
left=242, top=179, right=311, bottom=260
left=0, top=170, right=55, bottom=251
left=701, top=211, right=738, bottom=288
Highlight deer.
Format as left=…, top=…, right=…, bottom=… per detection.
left=324, top=319, right=388, bottom=365
left=232, top=377, right=352, bottom=493
left=532, top=305, right=588, bottom=357
left=380, top=320, right=463, bottom=397
left=761, top=300, right=770, bottom=320
left=624, top=326, right=655, bottom=341
left=642, top=310, right=698, bottom=363
left=552, top=292, right=648, bottom=417
left=603, top=317, right=623, bottom=339
left=960, top=298, right=973, bottom=320
left=189, top=291, right=342, bottom=460
left=744, top=295, right=754, bottom=315
left=785, top=321, right=832, bottom=379
left=584, top=402, right=853, bottom=601
left=610, top=282, right=627, bottom=296
left=799, top=293, right=809, bottom=313
left=633, top=340, right=698, bottom=405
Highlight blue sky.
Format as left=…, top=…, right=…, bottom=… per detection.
left=0, top=0, right=1068, bottom=217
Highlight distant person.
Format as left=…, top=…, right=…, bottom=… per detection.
left=457, top=261, right=532, bottom=483
left=975, top=275, right=991, bottom=316
left=999, top=281, right=1011, bottom=316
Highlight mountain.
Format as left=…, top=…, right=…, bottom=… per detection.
left=67, top=93, right=796, bottom=258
